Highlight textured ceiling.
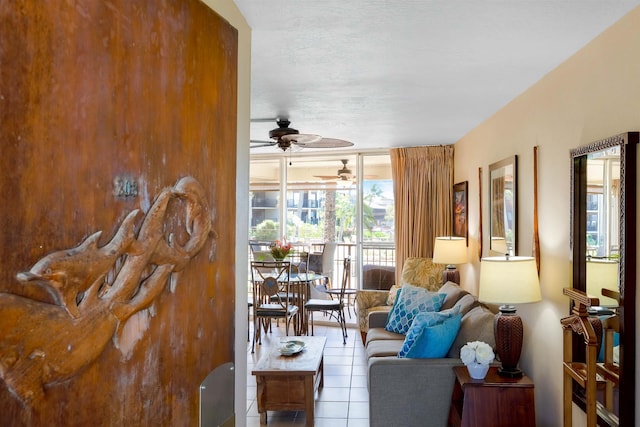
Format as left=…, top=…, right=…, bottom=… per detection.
left=235, top=1, right=640, bottom=154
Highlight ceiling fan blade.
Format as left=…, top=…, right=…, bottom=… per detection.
left=313, top=175, right=340, bottom=180
left=281, top=133, right=322, bottom=145
left=304, top=138, right=354, bottom=148
left=250, top=140, right=277, bottom=148
left=251, top=118, right=354, bottom=152
left=250, top=117, right=279, bottom=123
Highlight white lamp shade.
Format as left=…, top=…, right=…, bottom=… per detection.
left=491, top=237, right=508, bottom=255
left=586, top=260, right=619, bottom=307
left=478, top=256, right=541, bottom=304
left=433, top=237, right=468, bottom=265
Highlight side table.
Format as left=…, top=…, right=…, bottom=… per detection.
left=448, top=366, right=535, bottom=427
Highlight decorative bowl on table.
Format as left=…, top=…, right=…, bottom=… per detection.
left=279, top=340, right=305, bottom=356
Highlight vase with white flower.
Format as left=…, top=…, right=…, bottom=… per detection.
left=460, top=341, right=495, bottom=379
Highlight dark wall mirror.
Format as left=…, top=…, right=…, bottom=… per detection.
left=489, top=155, right=517, bottom=256
left=570, top=132, right=637, bottom=426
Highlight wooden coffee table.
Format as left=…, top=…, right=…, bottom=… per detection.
left=251, top=336, right=326, bottom=426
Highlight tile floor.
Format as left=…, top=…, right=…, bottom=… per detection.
left=246, top=318, right=368, bottom=427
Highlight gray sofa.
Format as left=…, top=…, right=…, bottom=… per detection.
left=364, top=282, right=496, bottom=427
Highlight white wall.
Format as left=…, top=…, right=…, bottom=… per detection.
left=200, top=1, right=251, bottom=425
left=454, top=6, right=640, bottom=426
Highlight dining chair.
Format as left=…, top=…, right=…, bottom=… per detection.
left=289, top=249, right=310, bottom=274
left=324, top=258, right=357, bottom=318
left=308, top=242, right=337, bottom=287
left=250, top=261, right=299, bottom=353
left=249, top=241, right=275, bottom=262
left=304, top=257, right=350, bottom=344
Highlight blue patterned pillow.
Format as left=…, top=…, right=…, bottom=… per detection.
left=384, top=284, right=446, bottom=335
left=398, top=308, right=462, bottom=358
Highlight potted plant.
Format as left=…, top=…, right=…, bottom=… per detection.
left=460, top=341, right=495, bottom=379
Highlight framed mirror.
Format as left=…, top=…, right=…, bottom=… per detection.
left=489, top=156, right=517, bottom=256
left=570, top=132, right=637, bottom=426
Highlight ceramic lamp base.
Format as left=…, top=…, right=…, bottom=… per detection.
left=494, top=305, right=524, bottom=378
left=442, top=267, right=460, bottom=285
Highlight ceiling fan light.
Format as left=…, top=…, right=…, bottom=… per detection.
left=338, top=167, right=353, bottom=176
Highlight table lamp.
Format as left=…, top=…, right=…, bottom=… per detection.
left=586, top=259, right=619, bottom=308
left=490, top=236, right=509, bottom=255
left=478, top=255, right=541, bottom=377
left=433, top=236, right=468, bottom=284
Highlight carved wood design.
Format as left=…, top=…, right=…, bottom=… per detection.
left=561, top=288, right=603, bottom=427
left=1, top=0, right=237, bottom=424
left=0, top=177, right=213, bottom=406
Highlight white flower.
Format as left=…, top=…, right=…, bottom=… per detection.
left=460, top=341, right=495, bottom=366
left=460, top=345, right=476, bottom=365
left=475, top=345, right=495, bottom=365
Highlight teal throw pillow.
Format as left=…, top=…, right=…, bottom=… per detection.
left=384, top=284, right=446, bottom=335
left=398, top=308, right=462, bottom=358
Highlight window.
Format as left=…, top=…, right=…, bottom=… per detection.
left=249, top=153, right=394, bottom=286
left=249, top=159, right=281, bottom=241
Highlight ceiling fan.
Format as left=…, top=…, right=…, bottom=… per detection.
left=250, top=118, right=354, bottom=152
left=315, top=159, right=358, bottom=181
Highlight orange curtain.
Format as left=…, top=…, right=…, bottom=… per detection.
left=491, top=176, right=506, bottom=238
left=391, top=146, right=454, bottom=285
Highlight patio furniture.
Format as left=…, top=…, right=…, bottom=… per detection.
left=307, top=242, right=337, bottom=286
left=305, top=257, right=350, bottom=344
left=325, top=258, right=357, bottom=317
left=250, top=261, right=299, bottom=353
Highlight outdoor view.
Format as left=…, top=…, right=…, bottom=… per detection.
left=250, top=181, right=393, bottom=244
left=249, top=154, right=395, bottom=284
left=250, top=155, right=393, bottom=240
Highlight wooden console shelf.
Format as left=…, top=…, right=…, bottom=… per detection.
left=448, top=366, right=536, bottom=427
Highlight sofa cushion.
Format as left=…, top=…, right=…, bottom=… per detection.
left=386, top=284, right=401, bottom=306
left=398, top=308, right=462, bottom=358
left=447, top=304, right=496, bottom=358
left=451, top=293, right=479, bottom=317
left=400, top=257, right=445, bottom=292
left=366, top=306, right=393, bottom=328
left=366, top=327, right=405, bottom=346
left=439, top=281, right=470, bottom=310
left=384, top=284, right=446, bottom=335
left=366, top=338, right=404, bottom=358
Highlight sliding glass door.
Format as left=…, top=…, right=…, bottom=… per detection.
left=249, top=152, right=393, bottom=288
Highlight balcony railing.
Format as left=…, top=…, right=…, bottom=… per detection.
left=249, top=241, right=396, bottom=290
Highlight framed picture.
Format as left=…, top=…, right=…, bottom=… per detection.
left=453, top=181, right=468, bottom=244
